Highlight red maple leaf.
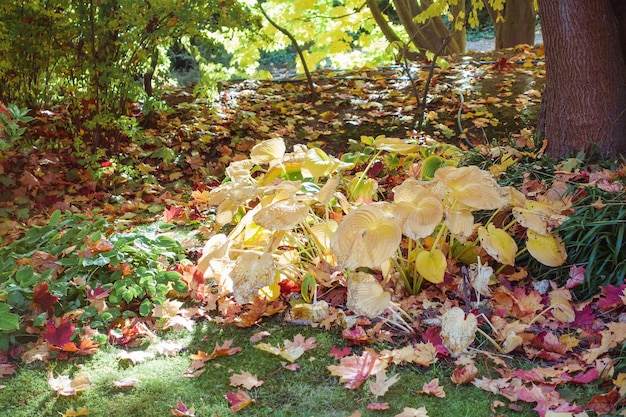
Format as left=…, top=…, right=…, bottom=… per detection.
left=597, top=284, right=626, bottom=311
left=421, top=326, right=448, bottom=357
left=278, top=279, right=300, bottom=296
left=586, top=388, right=621, bottom=414
left=329, top=347, right=351, bottom=359
left=342, top=326, right=372, bottom=346
left=32, top=282, right=59, bottom=316
left=571, top=368, right=599, bottom=384
left=572, top=305, right=596, bottom=330
left=44, top=318, right=75, bottom=347
left=164, top=206, right=186, bottom=222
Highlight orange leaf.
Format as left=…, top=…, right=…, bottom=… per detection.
left=451, top=363, right=478, bottom=385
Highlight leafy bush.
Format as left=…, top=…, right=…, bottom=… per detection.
left=0, top=210, right=187, bottom=351
left=0, top=104, right=34, bottom=151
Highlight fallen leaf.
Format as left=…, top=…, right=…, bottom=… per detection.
left=418, top=378, right=445, bottom=398
left=451, top=363, right=478, bottom=385
left=330, top=347, right=351, bottom=359
left=44, top=318, right=75, bottom=348
left=48, top=373, right=91, bottom=396
left=118, top=350, right=155, bottom=364
left=367, top=402, right=390, bottom=410
left=229, top=371, right=264, bottom=389
left=394, top=406, right=430, bottom=417
left=60, top=408, right=89, bottom=417
left=112, top=378, right=139, bottom=388
left=249, top=331, right=271, bottom=342
left=224, top=389, right=254, bottom=412
left=170, top=400, right=195, bottom=416
left=369, top=370, right=400, bottom=397
left=327, top=348, right=388, bottom=390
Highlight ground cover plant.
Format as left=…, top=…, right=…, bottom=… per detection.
left=1, top=46, right=626, bottom=417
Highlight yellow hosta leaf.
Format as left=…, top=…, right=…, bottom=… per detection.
left=478, top=224, right=518, bottom=266
left=330, top=203, right=402, bottom=269
left=258, top=282, right=281, bottom=302
left=393, top=179, right=443, bottom=239
left=445, top=207, right=475, bottom=241
left=374, top=136, right=420, bottom=155
left=250, top=137, right=286, bottom=165
left=346, top=272, right=391, bottom=318
left=231, top=251, right=275, bottom=303
left=301, top=147, right=342, bottom=178
left=253, top=198, right=309, bottom=230
left=526, top=230, right=567, bottom=267
left=435, top=165, right=509, bottom=210
left=415, top=248, right=447, bottom=284
left=348, top=176, right=378, bottom=201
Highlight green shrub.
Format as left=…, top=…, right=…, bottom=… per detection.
left=0, top=210, right=187, bottom=351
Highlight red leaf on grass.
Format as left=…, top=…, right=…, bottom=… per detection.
left=170, top=400, right=195, bottom=416
left=164, top=206, right=186, bottom=222
left=330, top=347, right=351, bottom=359
left=342, top=326, right=372, bottom=345
left=367, top=402, right=389, bottom=410
left=225, top=389, right=254, bottom=412
left=571, top=368, right=599, bottom=384
left=44, top=318, right=75, bottom=348
left=327, top=348, right=388, bottom=390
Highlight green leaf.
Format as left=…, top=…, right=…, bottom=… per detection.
left=48, top=210, right=62, bottom=227
left=139, top=299, right=153, bottom=316
left=15, top=266, right=37, bottom=287
left=0, top=302, right=20, bottom=331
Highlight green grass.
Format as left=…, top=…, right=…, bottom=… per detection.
left=1, top=314, right=601, bottom=417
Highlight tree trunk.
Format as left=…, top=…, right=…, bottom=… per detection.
left=484, top=0, right=535, bottom=49
left=537, top=0, right=626, bottom=158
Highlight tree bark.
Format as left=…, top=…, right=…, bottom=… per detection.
left=538, top=0, right=626, bottom=157
left=483, top=0, right=535, bottom=49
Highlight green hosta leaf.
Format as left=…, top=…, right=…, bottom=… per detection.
left=0, top=302, right=20, bottom=331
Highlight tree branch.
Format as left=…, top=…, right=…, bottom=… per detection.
left=257, top=1, right=317, bottom=101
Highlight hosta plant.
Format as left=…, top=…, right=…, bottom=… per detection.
left=197, top=136, right=570, bottom=319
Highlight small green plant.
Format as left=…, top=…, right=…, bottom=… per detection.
left=0, top=210, right=188, bottom=350
left=0, top=104, right=34, bottom=150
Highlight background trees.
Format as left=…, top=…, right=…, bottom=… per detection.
left=6, top=0, right=623, bottom=158
left=0, top=0, right=259, bottom=148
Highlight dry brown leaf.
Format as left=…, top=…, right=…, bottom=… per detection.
left=229, top=371, right=264, bottom=389
left=440, top=307, right=477, bottom=358
left=418, top=378, right=446, bottom=398
left=369, top=370, right=400, bottom=397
